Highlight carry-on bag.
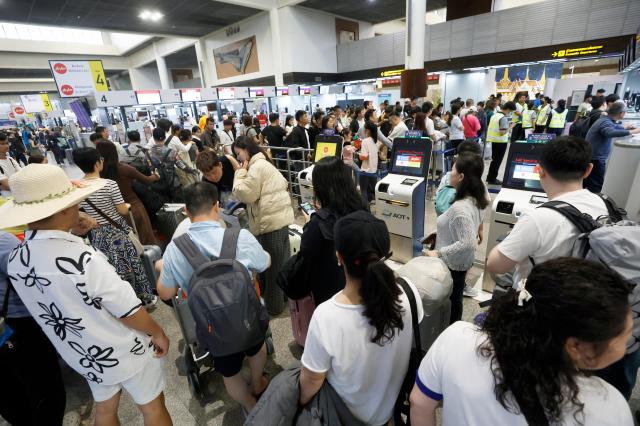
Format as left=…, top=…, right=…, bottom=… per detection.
left=141, top=245, right=162, bottom=289
left=288, top=294, right=315, bottom=347
left=156, top=203, right=187, bottom=241
left=288, top=224, right=303, bottom=256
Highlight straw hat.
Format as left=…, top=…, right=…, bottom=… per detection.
left=0, top=164, right=105, bottom=229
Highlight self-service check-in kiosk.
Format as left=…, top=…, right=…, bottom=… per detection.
left=298, top=134, right=343, bottom=204
left=375, top=137, right=433, bottom=263
left=482, top=140, right=549, bottom=292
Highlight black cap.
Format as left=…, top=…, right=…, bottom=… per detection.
left=334, top=211, right=391, bottom=267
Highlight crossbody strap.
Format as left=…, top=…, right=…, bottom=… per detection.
left=397, top=277, right=421, bottom=351
left=84, top=198, right=127, bottom=232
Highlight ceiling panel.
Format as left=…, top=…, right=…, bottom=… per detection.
left=299, top=0, right=447, bottom=24
left=0, top=0, right=262, bottom=37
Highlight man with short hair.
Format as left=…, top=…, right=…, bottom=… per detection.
left=460, top=98, right=474, bottom=117
left=510, top=93, right=527, bottom=142
left=157, top=182, right=270, bottom=412
left=574, top=94, right=593, bottom=121
left=349, top=107, right=366, bottom=139
left=486, top=101, right=517, bottom=185
left=95, top=125, right=109, bottom=141
left=387, top=112, right=409, bottom=141
left=605, top=93, right=620, bottom=110
left=290, top=110, right=310, bottom=150
left=261, top=113, right=286, bottom=147
left=201, top=118, right=219, bottom=150
left=584, top=100, right=640, bottom=193
left=217, top=119, right=236, bottom=152
left=596, top=88, right=606, bottom=97
left=94, top=125, right=128, bottom=160
left=487, top=136, right=608, bottom=283
left=0, top=165, right=172, bottom=425
left=121, top=130, right=150, bottom=166
left=196, top=149, right=238, bottom=201
left=534, top=97, right=552, bottom=133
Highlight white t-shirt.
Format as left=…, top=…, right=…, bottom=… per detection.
left=302, top=281, right=424, bottom=425
left=425, top=117, right=435, bottom=138
left=0, top=157, right=21, bottom=197
left=417, top=322, right=632, bottom=426
left=498, top=189, right=608, bottom=284
left=449, top=116, right=464, bottom=140
left=360, top=137, right=378, bottom=173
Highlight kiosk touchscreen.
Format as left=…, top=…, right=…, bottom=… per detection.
left=482, top=142, right=549, bottom=293
left=375, top=137, right=432, bottom=263
left=298, top=135, right=343, bottom=205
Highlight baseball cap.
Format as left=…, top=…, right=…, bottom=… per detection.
left=334, top=211, right=391, bottom=267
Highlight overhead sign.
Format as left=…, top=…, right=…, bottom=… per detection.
left=160, top=89, right=181, bottom=103
left=235, top=87, right=250, bottom=99
left=48, top=60, right=108, bottom=98
left=136, top=90, right=161, bottom=104
left=20, top=94, right=53, bottom=113
left=218, top=87, right=235, bottom=100
left=12, top=105, right=26, bottom=117
left=181, top=88, right=201, bottom=102
left=200, top=88, right=218, bottom=101
left=94, top=90, right=137, bottom=107
left=380, top=69, right=404, bottom=77
left=551, top=45, right=603, bottom=58
left=263, top=86, right=276, bottom=97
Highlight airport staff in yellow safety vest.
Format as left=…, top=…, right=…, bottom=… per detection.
left=547, top=99, right=568, bottom=137
left=198, top=115, right=208, bottom=131
left=535, top=97, right=551, bottom=133
left=510, top=93, right=528, bottom=142
left=486, top=101, right=517, bottom=185
left=522, top=101, right=537, bottom=133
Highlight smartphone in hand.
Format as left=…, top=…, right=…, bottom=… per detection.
left=299, top=202, right=316, bottom=216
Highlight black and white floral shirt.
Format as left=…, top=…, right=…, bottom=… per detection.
left=7, top=230, right=153, bottom=385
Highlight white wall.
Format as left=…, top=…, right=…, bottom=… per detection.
left=493, top=0, right=548, bottom=12
left=130, top=67, right=162, bottom=90
left=279, top=6, right=339, bottom=74
left=543, top=75, right=623, bottom=102
left=359, top=21, right=374, bottom=40
left=204, top=13, right=274, bottom=86
left=443, top=71, right=495, bottom=107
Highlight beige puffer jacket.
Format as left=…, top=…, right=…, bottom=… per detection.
left=232, top=152, right=294, bottom=235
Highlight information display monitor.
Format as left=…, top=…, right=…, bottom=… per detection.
left=135, top=90, right=161, bottom=104
left=180, top=89, right=201, bottom=102
left=502, top=142, right=546, bottom=192
left=313, top=135, right=342, bottom=163
left=526, top=133, right=555, bottom=144
left=389, top=137, right=432, bottom=178
left=218, top=87, right=235, bottom=100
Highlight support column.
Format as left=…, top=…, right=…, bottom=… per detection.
left=195, top=39, right=214, bottom=87
left=128, top=67, right=140, bottom=90
left=153, top=42, right=172, bottom=90
left=402, top=0, right=427, bottom=98
left=269, top=8, right=285, bottom=86
left=405, top=0, right=426, bottom=70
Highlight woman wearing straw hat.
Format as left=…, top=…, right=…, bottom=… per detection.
left=0, top=164, right=172, bottom=425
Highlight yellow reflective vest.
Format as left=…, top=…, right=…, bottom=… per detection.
left=487, top=112, right=509, bottom=143
left=512, top=102, right=527, bottom=123
left=536, top=104, right=550, bottom=126
left=522, top=110, right=536, bottom=129
left=549, top=109, right=568, bottom=129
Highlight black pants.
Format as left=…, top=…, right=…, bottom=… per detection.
left=359, top=174, right=377, bottom=203
left=584, top=159, right=606, bottom=193
left=534, top=125, right=546, bottom=134
left=510, top=123, right=524, bottom=142
left=487, top=142, right=508, bottom=182
left=449, top=269, right=467, bottom=324
left=0, top=317, right=66, bottom=426
left=450, top=139, right=464, bottom=153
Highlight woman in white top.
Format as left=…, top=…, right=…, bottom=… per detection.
left=410, top=257, right=634, bottom=426
left=284, top=115, right=294, bottom=136
left=358, top=122, right=379, bottom=203
left=447, top=103, right=465, bottom=151
left=301, top=211, right=423, bottom=425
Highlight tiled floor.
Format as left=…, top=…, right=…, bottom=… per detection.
left=4, top=157, right=639, bottom=425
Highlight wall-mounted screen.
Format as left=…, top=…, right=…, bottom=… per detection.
left=235, top=87, right=250, bottom=98
left=249, top=87, right=265, bottom=97
left=218, top=87, right=235, bottom=100
left=135, top=90, right=161, bottom=104
left=277, top=86, right=289, bottom=96
left=180, top=89, right=201, bottom=102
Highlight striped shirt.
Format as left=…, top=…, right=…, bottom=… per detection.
left=80, top=178, right=128, bottom=228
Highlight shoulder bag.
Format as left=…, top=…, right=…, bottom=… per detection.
left=84, top=199, right=144, bottom=256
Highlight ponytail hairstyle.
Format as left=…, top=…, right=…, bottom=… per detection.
left=343, top=253, right=404, bottom=345
left=480, top=258, right=632, bottom=425
left=335, top=211, right=404, bottom=345
left=448, top=104, right=461, bottom=126
left=232, top=135, right=272, bottom=164
left=453, top=153, right=489, bottom=210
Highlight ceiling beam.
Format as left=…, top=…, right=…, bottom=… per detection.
left=277, top=0, right=305, bottom=7
left=213, top=0, right=274, bottom=11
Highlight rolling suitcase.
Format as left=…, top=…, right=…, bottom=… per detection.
left=65, top=148, right=74, bottom=165
left=289, top=294, right=315, bottom=347
left=156, top=203, right=187, bottom=241
left=141, top=245, right=162, bottom=289
left=396, top=257, right=453, bottom=352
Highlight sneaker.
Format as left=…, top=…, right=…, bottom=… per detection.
left=486, top=179, right=502, bottom=186
left=143, top=295, right=158, bottom=311
left=463, top=284, right=479, bottom=298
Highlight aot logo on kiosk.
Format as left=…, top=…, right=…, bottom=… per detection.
left=14, top=106, right=25, bottom=115
left=53, top=63, right=67, bottom=74
left=61, top=85, right=74, bottom=96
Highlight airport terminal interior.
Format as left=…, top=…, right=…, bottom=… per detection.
left=1, top=0, right=640, bottom=425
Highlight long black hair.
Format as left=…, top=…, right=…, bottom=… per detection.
left=453, top=153, right=489, bottom=209
left=312, top=157, right=368, bottom=216
left=448, top=104, right=461, bottom=126
left=95, top=141, right=120, bottom=181
left=336, top=213, right=404, bottom=346
left=232, top=135, right=271, bottom=164
left=481, top=258, right=632, bottom=425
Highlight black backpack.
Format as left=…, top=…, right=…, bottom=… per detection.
left=151, top=149, right=183, bottom=202
left=569, top=116, right=592, bottom=138
left=174, top=228, right=269, bottom=357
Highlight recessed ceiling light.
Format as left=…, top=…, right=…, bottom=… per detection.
left=139, top=10, right=164, bottom=22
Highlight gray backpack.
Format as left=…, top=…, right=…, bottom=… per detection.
left=174, top=228, right=269, bottom=357
left=537, top=195, right=640, bottom=352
